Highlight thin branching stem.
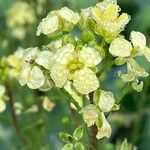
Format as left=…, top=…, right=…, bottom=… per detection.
left=5, top=81, right=27, bottom=145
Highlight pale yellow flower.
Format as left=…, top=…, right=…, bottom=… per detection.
left=98, top=90, right=115, bottom=112
left=96, top=112, right=112, bottom=139
left=7, top=1, right=36, bottom=39
left=19, top=47, right=54, bottom=90
left=80, top=104, right=98, bottom=127
left=91, top=0, right=130, bottom=42
left=109, top=31, right=150, bottom=62
left=36, top=7, right=80, bottom=36
left=50, top=44, right=102, bottom=94
left=42, top=96, right=55, bottom=112
left=7, top=48, right=24, bottom=78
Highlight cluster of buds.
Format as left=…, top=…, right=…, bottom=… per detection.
left=17, top=0, right=150, bottom=141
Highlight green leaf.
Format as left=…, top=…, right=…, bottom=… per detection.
left=59, top=132, right=73, bottom=143
left=74, top=142, right=85, bottom=150
left=73, top=126, right=84, bottom=141
left=62, top=143, right=73, bottom=150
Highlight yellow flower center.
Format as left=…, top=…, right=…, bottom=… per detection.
left=67, top=57, right=84, bottom=73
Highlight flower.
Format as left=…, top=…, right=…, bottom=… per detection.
left=36, top=7, right=80, bottom=36
left=91, top=0, right=130, bottom=42
left=96, top=112, right=112, bottom=139
left=7, top=1, right=36, bottom=39
left=19, top=47, right=54, bottom=90
left=42, top=96, right=55, bottom=112
left=80, top=104, right=98, bottom=127
left=79, top=7, right=95, bottom=29
left=109, top=31, right=150, bottom=60
left=109, top=31, right=150, bottom=91
left=50, top=44, right=102, bottom=94
left=7, top=48, right=24, bottom=78
left=98, top=90, right=115, bottom=112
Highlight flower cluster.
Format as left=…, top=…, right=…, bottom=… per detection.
left=18, top=0, right=150, bottom=142
left=109, top=31, right=150, bottom=92
left=80, top=89, right=115, bottom=139
left=7, top=1, right=36, bottom=39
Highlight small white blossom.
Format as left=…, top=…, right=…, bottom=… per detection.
left=36, top=7, right=80, bottom=36
left=7, top=48, right=24, bottom=78
left=80, top=104, right=98, bottom=127
left=91, top=0, right=130, bottom=42
left=42, top=96, right=55, bottom=112
left=96, top=112, right=112, bottom=139
left=7, top=1, right=36, bottom=39
left=50, top=44, right=102, bottom=94
left=19, top=47, right=54, bottom=90
left=98, top=90, right=115, bottom=112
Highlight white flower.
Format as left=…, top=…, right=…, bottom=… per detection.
left=7, top=1, right=36, bottom=39
left=109, top=31, right=150, bottom=62
left=18, top=47, right=54, bottom=90
left=91, top=0, right=130, bottom=42
left=98, top=90, right=115, bottom=112
left=96, top=112, right=112, bottom=139
left=42, top=96, right=55, bottom=112
left=80, top=104, right=98, bottom=127
left=36, top=7, right=80, bottom=36
left=7, top=48, right=24, bottom=78
left=50, top=44, right=102, bottom=94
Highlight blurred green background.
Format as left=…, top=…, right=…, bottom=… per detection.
left=0, top=0, right=150, bottom=150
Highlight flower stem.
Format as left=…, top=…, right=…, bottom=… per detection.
left=5, top=81, right=27, bottom=145
left=89, top=92, right=98, bottom=150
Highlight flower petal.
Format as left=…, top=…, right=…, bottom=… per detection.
left=96, top=112, right=112, bottom=139
left=109, top=38, right=132, bottom=57
left=118, top=71, right=135, bottom=82
left=130, top=31, right=146, bottom=51
left=18, top=62, right=31, bottom=86
left=73, top=68, right=99, bottom=94
left=144, top=46, right=150, bottom=62
left=35, top=50, right=54, bottom=70
left=80, top=104, right=98, bottom=127
left=64, top=81, right=83, bottom=107
left=39, top=78, right=53, bottom=92
left=50, top=63, right=69, bottom=88
left=127, top=59, right=149, bottom=77
left=54, top=44, right=75, bottom=65
left=59, top=7, right=80, bottom=24
left=36, top=13, right=59, bottom=36
left=98, top=90, right=115, bottom=112
left=23, top=47, right=39, bottom=62
left=80, top=47, right=102, bottom=67
left=27, top=66, right=45, bottom=89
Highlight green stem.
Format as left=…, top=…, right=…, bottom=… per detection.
left=97, top=60, right=114, bottom=78
left=117, top=83, right=132, bottom=104
left=89, top=92, right=98, bottom=150
left=61, top=89, right=81, bottom=111
left=4, top=81, right=27, bottom=145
